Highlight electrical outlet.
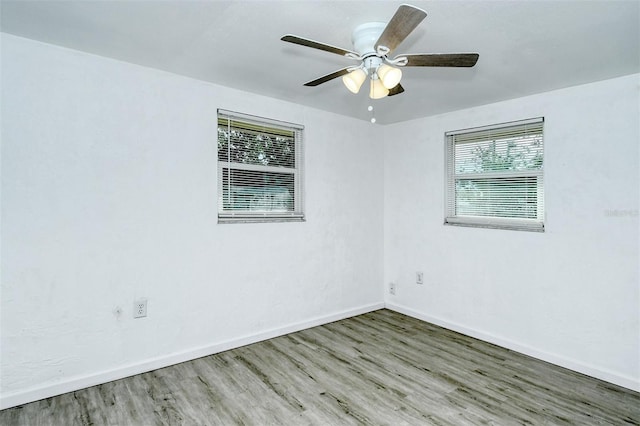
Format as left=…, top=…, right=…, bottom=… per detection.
left=416, top=272, right=424, bottom=285
left=389, top=282, right=396, bottom=295
left=134, top=299, right=147, bottom=318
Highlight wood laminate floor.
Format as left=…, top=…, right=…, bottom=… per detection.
left=1, top=309, right=638, bottom=425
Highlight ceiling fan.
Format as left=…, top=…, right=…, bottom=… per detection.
left=281, top=4, right=479, bottom=99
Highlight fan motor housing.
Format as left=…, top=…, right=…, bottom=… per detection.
left=352, top=22, right=386, bottom=56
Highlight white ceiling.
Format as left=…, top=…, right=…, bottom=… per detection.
left=2, top=0, right=638, bottom=124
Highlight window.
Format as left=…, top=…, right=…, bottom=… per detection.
left=217, top=110, right=304, bottom=223
left=445, top=117, right=544, bottom=232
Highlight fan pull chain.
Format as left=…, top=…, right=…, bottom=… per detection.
left=368, top=105, right=376, bottom=124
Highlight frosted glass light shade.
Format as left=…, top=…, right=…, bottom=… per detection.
left=377, top=64, right=402, bottom=89
left=342, top=68, right=367, bottom=94
left=369, top=78, right=389, bottom=99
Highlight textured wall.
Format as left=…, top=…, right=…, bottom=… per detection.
left=2, top=32, right=638, bottom=409
left=383, top=74, right=640, bottom=390
left=0, top=34, right=384, bottom=406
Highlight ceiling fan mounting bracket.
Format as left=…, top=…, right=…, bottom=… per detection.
left=387, top=56, right=408, bottom=67
left=376, top=46, right=391, bottom=57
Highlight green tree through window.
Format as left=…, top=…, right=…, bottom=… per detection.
left=217, top=111, right=304, bottom=223
left=445, top=118, right=544, bottom=231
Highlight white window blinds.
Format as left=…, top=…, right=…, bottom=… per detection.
left=217, top=109, right=304, bottom=223
left=445, top=118, right=544, bottom=232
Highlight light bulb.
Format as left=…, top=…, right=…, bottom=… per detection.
left=369, top=78, right=389, bottom=99
left=377, top=64, right=402, bottom=89
left=342, top=68, right=367, bottom=94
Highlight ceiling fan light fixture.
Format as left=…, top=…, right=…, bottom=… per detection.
left=342, top=68, right=367, bottom=94
left=377, top=63, right=402, bottom=89
left=369, top=77, right=389, bottom=99
left=282, top=4, right=479, bottom=106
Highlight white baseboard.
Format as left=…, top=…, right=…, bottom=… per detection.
left=0, top=302, right=384, bottom=410
left=385, top=302, right=639, bottom=392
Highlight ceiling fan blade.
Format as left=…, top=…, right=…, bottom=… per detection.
left=375, top=4, right=427, bottom=55
left=304, top=68, right=351, bottom=87
left=388, top=83, right=405, bottom=96
left=281, top=34, right=358, bottom=57
left=402, top=53, right=479, bottom=67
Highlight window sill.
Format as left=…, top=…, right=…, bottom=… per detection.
left=445, top=217, right=544, bottom=232
left=218, top=214, right=305, bottom=224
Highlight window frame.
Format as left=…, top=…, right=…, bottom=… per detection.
left=444, top=117, right=544, bottom=232
left=217, top=109, right=304, bottom=224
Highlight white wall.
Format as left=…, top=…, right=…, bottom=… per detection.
left=0, top=34, right=384, bottom=408
left=2, top=33, right=638, bottom=410
left=384, top=74, right=640, bottom=391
